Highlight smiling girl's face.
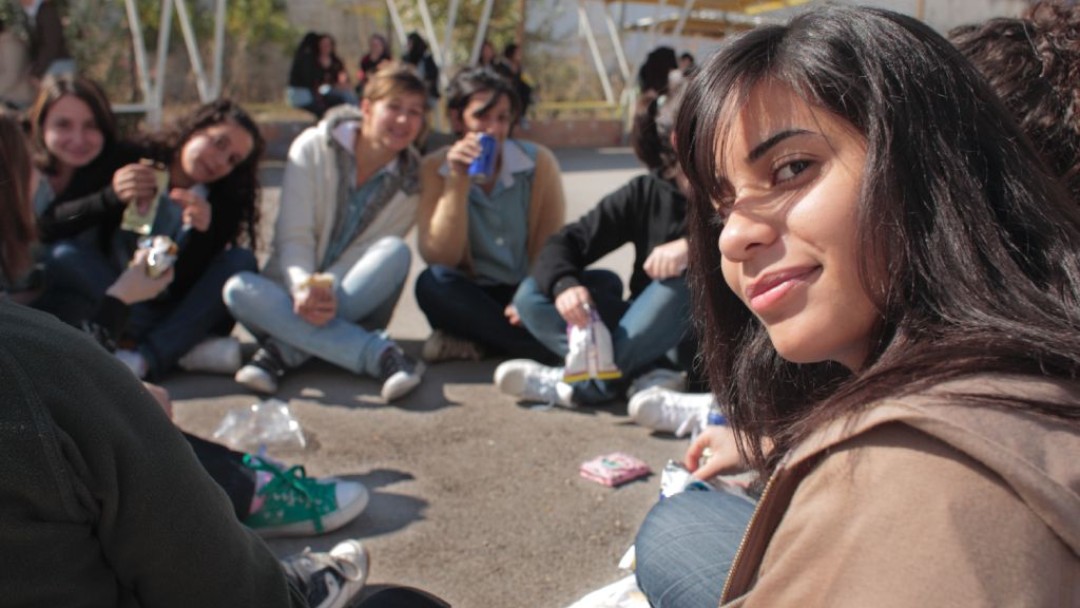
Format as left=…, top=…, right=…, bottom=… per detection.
left=177, top=120, right=254, bottom=185
left=42, top=95, right=105, bottom=171
left=714, top=80, right=879, bottom=371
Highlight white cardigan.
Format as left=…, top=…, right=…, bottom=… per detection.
left=263, top=107, right=421, bottom=293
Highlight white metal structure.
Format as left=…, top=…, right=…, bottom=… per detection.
left=118, top=0, right=227, bottom=126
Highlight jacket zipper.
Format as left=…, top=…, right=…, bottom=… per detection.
left=720, top=469, right=779, bottom=604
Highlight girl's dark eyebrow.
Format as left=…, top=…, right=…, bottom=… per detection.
left=747, top=128, right=812, bottom=162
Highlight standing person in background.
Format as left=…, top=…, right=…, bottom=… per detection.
left=314, top=33, right=358, bottom=115
left=403, top=31, right=440, bottom=109
left=30, top=94, right=265, bottom=381
left=637, top=46, right=678, bottom=95
left=495, top=42, right=534, bottom=124
left=224, top=64, right=427, bottom=402
left=495, top=84, right=695, bottom=409
left=0, top=16, right=35, bottom=109
left=477, top=39, right=497, bottom=68
left=18, top=0, right=73, bottom=81
left=415, top=66, right=565, bottom=364
left=678, top=52, right=696, bottom=76
left=356, top=33, right=392, bottom=99
left=286, top=31, right=322, bottom=118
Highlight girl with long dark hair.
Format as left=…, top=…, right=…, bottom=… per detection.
left=633, top=6, right=1080, bottom=606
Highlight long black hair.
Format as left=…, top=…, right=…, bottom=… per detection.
left=677, top=5, right=1080, bottom=471
left=138, top=98, right=265, bottom=251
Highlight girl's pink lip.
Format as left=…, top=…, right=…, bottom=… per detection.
left=746, top=266, right=821, bottom=313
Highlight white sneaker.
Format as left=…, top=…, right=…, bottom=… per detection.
left=628, top=387, right=714, bottom=437
left=421, top=329, right=486, bottom=363
left=115, top=349, right=148, bottom=379
left=178, top=336, right=242, bottom=374
left=280, top=539, right=369, bottom=608
left=626, top=368, right=687, bottom=399
left=494, top=359, right=574, bottom=406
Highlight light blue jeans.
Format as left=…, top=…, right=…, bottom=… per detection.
left=634, top=491, right=756, bottom=608
left=222, top=236, right=410, bottom=378
left=513, top=271, right=693, bottom=403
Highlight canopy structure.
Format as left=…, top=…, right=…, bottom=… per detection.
left=118, top=0, right=804, bottom=128
left=120, top=0, right=228, bottom=126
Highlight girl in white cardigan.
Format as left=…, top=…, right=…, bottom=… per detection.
left=225, top=64, right=428, bottom=401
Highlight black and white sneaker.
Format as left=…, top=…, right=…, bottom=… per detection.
left=280, top=539, right=369, bottom=608
left=378, top=347, right=424, bottom=401
left=234, top=345, right=287, bottom=394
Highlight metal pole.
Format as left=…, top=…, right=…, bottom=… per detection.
left=916, top=0, right=925, bottom=21
left=602, top=2, right=631, bottom=83
left=386, top=0, right=408, bottom=48
left=416, top=0, right=442, bottom=65
left=443, top=0, right=460, bottom=68
left=578, top=1, right=615, bottom=104
left=174, top=0, right=210, bottom=101
left=152, top=0, right=174, bottom=126
left=673, top=0, right=696, bottom=37
left=212, top=0, right=226, bottom=98
left=469, top=0, right=495, bottom=65
left=122, top=0, right=153, bottom=108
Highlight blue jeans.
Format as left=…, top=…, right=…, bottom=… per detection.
left=634, top=491, right=756, bottom=608
left=223, top=236, right=409, bottom=377
left=34, top=239, right=254, bottom=378
left=414, top=265, right=554, bottom=362
left=128, top=247, right=257, bottom=378
left=33, top=239, right=118, bottom=326
left=513, top=271, right=693, bottom=403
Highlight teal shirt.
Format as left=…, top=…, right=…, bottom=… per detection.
left=31, top=178, right=54, bottom=218
left=321, top=168, right=388, bottom=269
left=464, top=139, right=537, bottom=286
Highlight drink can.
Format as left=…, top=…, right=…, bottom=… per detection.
left=468, top=133, right=497, bottom=183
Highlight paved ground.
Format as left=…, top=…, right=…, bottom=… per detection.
left=164, top=147, right=689, bottom=607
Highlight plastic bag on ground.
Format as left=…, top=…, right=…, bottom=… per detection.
left=212, top=398, right=306, bottom=452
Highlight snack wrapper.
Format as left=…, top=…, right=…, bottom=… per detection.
left=564, top=306, right=621, bottom=383
left=580, top=452, right=650, bottom=487
left=140, top=235, right=178, bottom=279
left=303, top=272, right=335, bottom=290
left=120, top=159, right=167, bottom=235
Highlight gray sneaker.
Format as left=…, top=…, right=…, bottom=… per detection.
left=378, top=347, right=424, bottom=401
left=234, top=346, right=286, bottom=394
left=280, top=539, right=369, bottom=608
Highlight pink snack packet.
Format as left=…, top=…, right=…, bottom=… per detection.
left=580, top=452, right=651, bottom=487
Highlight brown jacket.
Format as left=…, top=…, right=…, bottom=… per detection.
left=723, top=374, right=1080, bottom=607
left=417, top=140, right=565, bottom=275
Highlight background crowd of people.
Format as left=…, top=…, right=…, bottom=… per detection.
left=0, top=1, right=1078, bottom=606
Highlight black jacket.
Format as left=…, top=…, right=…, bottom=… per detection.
left=0, top=300, right=304, bottom=607
left=532, top=171, right=687, bottom=299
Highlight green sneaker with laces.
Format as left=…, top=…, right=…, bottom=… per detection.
left=242, top=456, right=369, bottom=539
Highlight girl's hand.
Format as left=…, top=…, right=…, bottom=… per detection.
left=107, top=249, right=173, bottom=304
left=294, top=284, right=337, bottom=327
left=112, top=163, right=158, bottom=212
left=170, top=188, right=212, bottom=232
left=504, top=303, right=521, bottom=327
left=644, top=238, right=689, bottom=280
left=446, top=132, right=483, bottom=178
left=554, top=285, right=594, bottom=328
left=684, top=424, right=746, bottom=480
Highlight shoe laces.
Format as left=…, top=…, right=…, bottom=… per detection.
left=523, top=364, right=565, bottom=404
left=251, top=346, right=286, bottom=377
left=379, top=347, right=414, bottom=380
left=243, top=455, right=326, bottom=533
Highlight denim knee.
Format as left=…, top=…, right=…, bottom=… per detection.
left=369, top=236, right=412, bottom=286
left=222, top=271, right=260, bottom=311
left=512, top=277, right=549, bottom=327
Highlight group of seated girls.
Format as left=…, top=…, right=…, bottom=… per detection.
left=18, top=62, right=701, bottom=415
